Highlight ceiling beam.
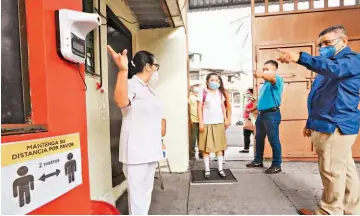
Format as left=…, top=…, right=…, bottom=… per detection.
left=159, top=0, right=175, bottom=27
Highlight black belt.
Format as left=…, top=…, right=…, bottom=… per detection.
left=258, top=107, right=279, bottom=115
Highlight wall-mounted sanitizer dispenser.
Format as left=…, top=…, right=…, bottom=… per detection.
left=55, top=9, right=101, bottom=64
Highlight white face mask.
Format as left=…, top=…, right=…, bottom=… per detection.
left=149, top=71, right=159, bottom=86
left=264, top=69, right=277, bottom=74
left=193, top=87, right=201, bottom=93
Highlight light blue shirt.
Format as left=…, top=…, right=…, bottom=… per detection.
left=257, top=74, right=284, bottom=111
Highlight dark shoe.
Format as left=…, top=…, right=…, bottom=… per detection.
left=239, top=149, right=250, bottom=153
left=246, top=160, right=264, bottom=168
left=297, top=208, right=314, bottom=215
left=265, top=165, right=281, bottom=174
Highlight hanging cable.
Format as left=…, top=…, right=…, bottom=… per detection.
left=77, top=63, right=87, bottom=91
left=94, top=7, right=108, bottom=25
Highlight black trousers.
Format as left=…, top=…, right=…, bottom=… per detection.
left=243, top=128, right=254, bottom=150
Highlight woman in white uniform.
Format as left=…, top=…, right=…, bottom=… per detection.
left=107, top=46, right=163, bottom=215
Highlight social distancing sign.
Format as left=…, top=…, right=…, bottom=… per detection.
left=1, top=133, right=83, bottom=215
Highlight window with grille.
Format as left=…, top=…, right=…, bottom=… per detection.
left=190, top=71, right=200, bottom=80
left=83, top=0, right=95, bottom=74
left=233, top=92, right=241, bottom=104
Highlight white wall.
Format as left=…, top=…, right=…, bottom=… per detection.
left=137, top=28, right=189, bottom=172
left=85, top=0, right=139, bottom=205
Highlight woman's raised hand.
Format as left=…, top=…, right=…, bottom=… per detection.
left=107, top=45, right=129, bottom=71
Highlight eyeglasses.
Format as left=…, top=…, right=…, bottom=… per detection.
left=317, top=37, right=342, bottom=48
left=153, top=64, right=160, bottom=70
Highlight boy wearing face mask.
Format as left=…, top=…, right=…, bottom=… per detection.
left=189, top=84, right=203, bottom=159
left=277, top=25, right=360, bottom=216
left=247, top=60, right=284, bottom=175
left=197, top=73, right=230, bottom=179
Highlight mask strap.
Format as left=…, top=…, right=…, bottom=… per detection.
left=335, top=45, right=345, bottom=55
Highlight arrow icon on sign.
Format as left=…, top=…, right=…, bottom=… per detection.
left=39, top=169, right=61, bottom=181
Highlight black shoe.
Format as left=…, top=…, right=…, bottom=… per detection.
left=246, top=160, right=264, bottom=168
left=265, top=165, right=281, bottom=174
left=239, top=149, right=250, bottom=153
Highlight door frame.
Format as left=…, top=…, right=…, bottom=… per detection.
left=253, top=42, right=318, bottom=159
left=106, top=6, right=132, bottom=38
left=106, top=5, right=133, bottom=187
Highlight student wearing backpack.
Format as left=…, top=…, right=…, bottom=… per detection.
left=197, top=73, right=230, bottom=179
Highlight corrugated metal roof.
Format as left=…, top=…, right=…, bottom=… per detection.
left=126, top=0, right=170, bottom=28
left=189, top=0, right=311, bottom=11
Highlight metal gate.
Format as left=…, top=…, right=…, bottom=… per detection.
left=251, top=0, right=360, bottom=160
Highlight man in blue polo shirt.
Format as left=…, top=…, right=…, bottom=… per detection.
left=277, top=25, right=360, bottom=215
left=246, top=60, right=284, bottom=174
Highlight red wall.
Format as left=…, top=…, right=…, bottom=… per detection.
left=1, top=0, right=91, bottom=214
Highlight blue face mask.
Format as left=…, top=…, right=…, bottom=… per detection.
left=209, top=82, right=220, bottom=90
left=319, top=38, right=343, bottom=58
left=319, top=46, right=336, bottom=58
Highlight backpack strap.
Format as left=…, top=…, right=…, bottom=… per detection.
left=202, top=89, right=226, bottom=121
left=202, top=90, right=207, bottom=120
left=202, top=90, right=207, bottom=103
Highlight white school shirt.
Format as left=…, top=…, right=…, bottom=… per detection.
left=197, top=89, right=225, bottom=125
left=119, top=75, right=163, bottom=164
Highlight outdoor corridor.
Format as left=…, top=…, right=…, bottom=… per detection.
left=117, top=161, right=360, bottom=215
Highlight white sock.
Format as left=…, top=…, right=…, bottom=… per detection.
left=204, top=157, right=210, bottom=171
left=218, top=156, right=223, bottom=171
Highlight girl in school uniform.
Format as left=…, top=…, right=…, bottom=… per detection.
left=107, top=46, right=163, bottom=215
left=197, top=73, right=230, bottom=179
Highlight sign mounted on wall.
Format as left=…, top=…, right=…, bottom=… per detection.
left=55, top=9, right=101, bottom=63
left=1, top=133, right=83, bottom=215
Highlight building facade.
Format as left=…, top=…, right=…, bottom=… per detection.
left=189, top=53, right=248, bottom=125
